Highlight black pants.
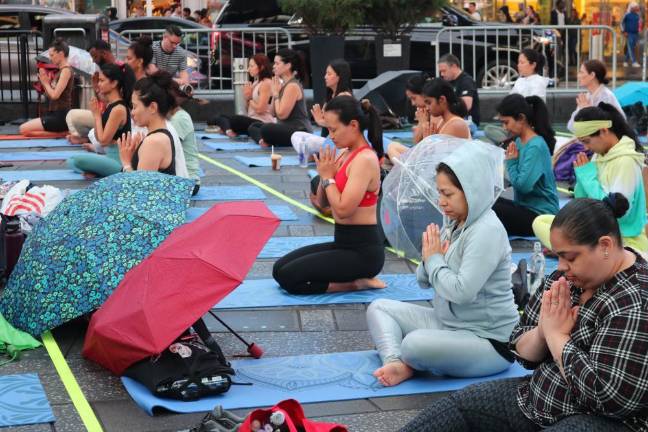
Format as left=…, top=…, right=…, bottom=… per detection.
left=249, top=122, right=305, bottom=147
left=400, top=378, right=629, bottom=432
left=272, top=224, right=385, bottom=295
left=492, top=197, right=539, bottom=237
left=211, top=114, right=260, bottom=136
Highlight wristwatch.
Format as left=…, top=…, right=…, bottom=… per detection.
left=321, top=178, right=336, bottom=189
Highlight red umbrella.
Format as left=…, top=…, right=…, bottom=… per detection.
left=82, top=201, right=280, bottom=375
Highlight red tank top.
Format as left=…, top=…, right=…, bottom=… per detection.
left=334, top=146, right=379, bottom=207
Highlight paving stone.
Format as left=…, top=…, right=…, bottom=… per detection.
left=50, top=403, right=85, bottom=432
left=203, top=309, right=300, bottom=332
left=288, top=225, right=315, bottom=236
left=92, top=400, right=205, bottom=432
left=312, top=409, right=422, bottom=432
left=299, top=309, right=336, bottom=331
left=0, top=420, right=51, bottom=432
left=368, top=393, right=451, bottom=411
left=334, top=309, right=369, bottom=331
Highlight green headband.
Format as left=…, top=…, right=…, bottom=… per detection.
left=573, top=120, right=612, bottom=138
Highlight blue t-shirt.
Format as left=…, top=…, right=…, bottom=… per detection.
left=505, top=136, right=560, bottom=215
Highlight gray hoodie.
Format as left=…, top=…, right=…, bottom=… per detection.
left=416, top=143, right=520, bottom=342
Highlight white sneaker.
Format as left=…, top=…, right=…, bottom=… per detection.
left=633, top=62, right=641, bottom=67
left=624, top=62, right=629, bottom=67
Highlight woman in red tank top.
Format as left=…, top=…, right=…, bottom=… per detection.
left=272, top=96, right=386, bottom=295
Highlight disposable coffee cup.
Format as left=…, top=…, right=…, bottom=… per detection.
left=271, top=154, right=282, bottom=171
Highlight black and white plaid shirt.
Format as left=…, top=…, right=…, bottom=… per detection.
left=510, top=250, right=648, bottom=431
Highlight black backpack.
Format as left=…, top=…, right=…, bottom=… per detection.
left=123, top=333, right=235, bottom=401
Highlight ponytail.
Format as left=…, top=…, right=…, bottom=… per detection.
left=324, top=95, right=384, bottom=159
left=525, top=96, right=556, bottom=153
left=100, top=63, right=135, bottom=108
left=422, top=78, right=468, bottom=118
left=361, top=98, right=384, bottom=158
left=574, top=102, right=642, bottom=152
left=497, top=94, right=555, bottom=153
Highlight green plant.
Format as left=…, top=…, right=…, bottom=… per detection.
left=278, top=0, right=365, bottom=35
left=365, top=0, right=447, bottom=39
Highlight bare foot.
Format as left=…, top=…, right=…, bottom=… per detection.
left=82, top=172, right=98, bottom=179
left=373, top=361, right=414, bottom=387
left=258, top=139, right=269, bottom=148
left=68, top=134, right=88, bottom=144
left=225, top=129, right=238, bottom=138
left=327, top=278, right=386, bottom=293
left=354, top=277, right=386, bottom=289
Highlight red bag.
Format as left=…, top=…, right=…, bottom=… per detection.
left=239, top=399, right=347, bottom=432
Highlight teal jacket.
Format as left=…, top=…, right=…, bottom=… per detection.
left=416, top=143, right=520, bottom=342
left=574, top=135, right=647, bottom=238
left=505, top=136, right=559, bottom=215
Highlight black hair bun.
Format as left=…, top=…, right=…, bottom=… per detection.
left=603, top=192, right=630, bottom=219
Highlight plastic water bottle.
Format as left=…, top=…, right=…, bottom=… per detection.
left=298, top=136, right=309, bottom=168
left=528, top=241, right=545, bottom=294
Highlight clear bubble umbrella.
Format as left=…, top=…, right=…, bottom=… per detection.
left=380, top=135, right=505, bottom=260
left=37, top=46, right=97, bottom=77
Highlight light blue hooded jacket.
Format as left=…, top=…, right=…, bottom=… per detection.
left=416, top=143, right=520, bottom=342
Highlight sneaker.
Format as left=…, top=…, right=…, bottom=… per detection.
left=633, top=62, right=641, bottom=67
left=624, top=61, right=629, bottom=67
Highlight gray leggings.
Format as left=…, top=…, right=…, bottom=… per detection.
left=399, top=378, right=630, bottom=432
left=367, top=299, right=511, bottom=377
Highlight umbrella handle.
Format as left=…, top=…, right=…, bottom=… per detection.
left=207, top=311, right=264, bottom=359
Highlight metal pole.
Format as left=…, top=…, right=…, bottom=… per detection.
left=232, top=58, right=248, bottom=115
left=18, top=34, right=29, bottom=121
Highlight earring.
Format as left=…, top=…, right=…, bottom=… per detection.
left=604, top=249, right=609, bottom=259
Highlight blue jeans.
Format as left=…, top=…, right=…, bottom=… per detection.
left=626, top=32, right=639, bottom=63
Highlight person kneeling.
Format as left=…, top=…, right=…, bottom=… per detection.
left=272, top=96, right=385, bottom=294
left=367, top=143, right=519, bottom=386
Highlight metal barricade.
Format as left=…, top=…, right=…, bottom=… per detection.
left=0, top=30, right=44, bottom=114
left=114, top=27, right=293, bottom=94
left=432, top=25, right=617, bottom=92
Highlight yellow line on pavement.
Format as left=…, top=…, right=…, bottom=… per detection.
left=42, top=331, right=103, bottom=432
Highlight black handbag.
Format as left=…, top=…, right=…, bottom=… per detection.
left=124, top=333, right=235, bottom=401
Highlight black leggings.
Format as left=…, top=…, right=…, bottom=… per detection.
left=249, top=122, right=305, bottom=147
left=272, top=224, right=385, bottom=295
left=492, top=197, right=539, bottom=237
left=211, top=114, right=261, bottom=136
left=400, top=378, right=629, bottom=432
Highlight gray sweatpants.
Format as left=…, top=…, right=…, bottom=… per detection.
left=366, top=299, right=511, bottom=377
left=399, top=377, right=630, bottom=432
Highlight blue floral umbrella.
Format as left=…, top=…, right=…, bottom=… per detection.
left=0, top=172, right=195, bottom=336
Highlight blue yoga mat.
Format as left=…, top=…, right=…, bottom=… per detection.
left=197, top=132, right=225, bottom=140
left=0, top=170, right=85, bottom=182
left=204, top=141, right=260, bottom=151
left=192, top=185, right=266, bottom=201
left=0, top=139, right=75, bottom=149
left=235, top=155, right=304, bottom=167
left=0, top=373, right=55, bottom=427
left=0, top=151, right=85, bottom=162
left=512, top=252, right=558, bottom=274
left=259, top=236, right=333, bottom=259
left=308, top=169, right=318, bottom=180
left=186, top=205, right=298, bottom=222
left=121, top=350, right=530, bottom=415
left=215, top=273, right=429, bottom=309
